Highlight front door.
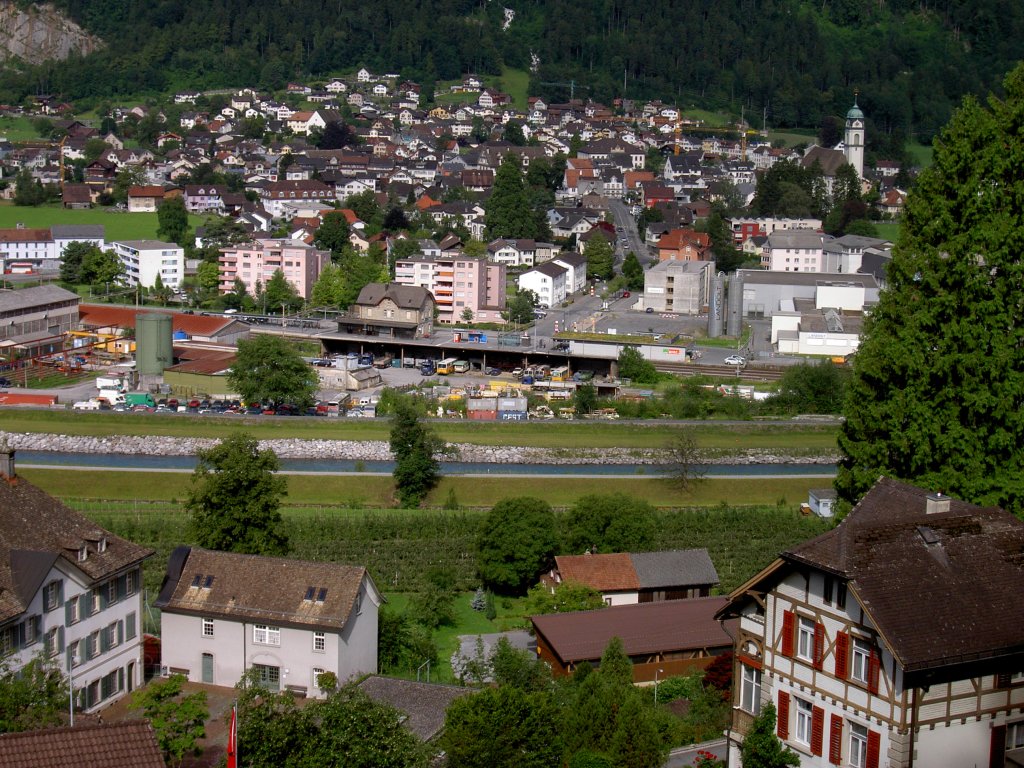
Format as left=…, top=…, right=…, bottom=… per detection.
left=201, top=653, right=214, bottom=684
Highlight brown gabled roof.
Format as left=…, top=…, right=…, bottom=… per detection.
left=155, top=546, right=372, bottom=631
left=781, top=478, right=1024, bottom=676
left=0, top=465, right=153, bottom=623
left=0, top=721, right=165, bottom=768
left=531, top=597, right=731, bottom=664
left=354, top=282, right=432, bottom=311
left=555, top=553, right=639, bottom=591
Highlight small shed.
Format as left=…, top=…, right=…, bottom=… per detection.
left=808, top=488, right=838, bottom=518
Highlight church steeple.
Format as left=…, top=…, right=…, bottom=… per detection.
left=845, top=90, right=865, bottom=179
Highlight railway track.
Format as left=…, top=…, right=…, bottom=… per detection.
left=654, top=361, right=786, bottom=382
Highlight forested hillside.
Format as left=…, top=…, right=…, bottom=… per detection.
left=4, top=0, right=1022, bottom=144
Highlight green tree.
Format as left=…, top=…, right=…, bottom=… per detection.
left=264, top=268, right=301, bottom=312
left=314, top=211, right=351, bottom=257
left=81, top=247, right=124, bottom=285
left=485, top=155, right=538, bottom=240
left=562, top=493, right=656, bottom=554
left=490, top=636, right=551, bottom=692
left=574, top=383, right=597, bottom=414
left=156, top=197, right=190, bottom=246
left=310, top=262, right=346, bottom=307
left=525, top=580, right=606, bottom=615
left=441, top=686, right=564, bottom=768
left=111, top=166, right=145, bottom=205
left=132, top=674, right=208, bottom=768
left=186, top=433, right=290, bottom=555
left=408, top=568, right=457, bottom=629
left=0, top=655, right=68, bottom=733
left=345, top=190, right=382, bottom=228
left=739, top=703, right=800, bottom=768
left=477, top=497, right=558, bottom=594
left=664, top=428, right=706, bottom=492
left=196, top=261, right=220, bottom=293
left=837, top=63, right=1024, bottom=513
left=584, top=234, right=614, bottom=280
left=617, top=346, right=658, bottom=384
left=503, top=289, right=538, bottom=323
left=150, top=273, right=172, bottom=305
left=460, top=307, right=475, bottom=323
left=228, top=334, right=319, bottom=408
left=621, top=252, right=644, bottom=290
left=59, top=240, right=93, bottom=283
left=13, top=169, right=47, bottom=206
left=768, top=361, right=850, bottom=414
left=390, top=398, right=447, bottom=507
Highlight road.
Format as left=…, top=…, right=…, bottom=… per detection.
left=607, top=198, right=653, bottom=267
left=664, top=739, right=727, bottom=767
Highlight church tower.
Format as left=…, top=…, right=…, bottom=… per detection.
left=844, top=92, right=865, bottom=179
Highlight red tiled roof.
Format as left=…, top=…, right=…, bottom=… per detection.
left=555, top=553, right=639, bottom=591
left=0, top=228, right=52, bottom=242
left=0, top=720, right=164, bottom=768
left=532, top=597, right=731, bottom=664
left=78, top=305, right=237, bottom=337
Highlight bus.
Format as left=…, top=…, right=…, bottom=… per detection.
left=452, top=360, right=471, bottom=374
left=551, top=366, right=571, bottom=382
left=436, top=357, right=459, bottom=375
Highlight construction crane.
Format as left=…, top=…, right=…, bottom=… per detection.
left=540, top=80, right=590, bottom=102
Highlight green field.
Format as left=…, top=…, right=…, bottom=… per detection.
left=906, top=141, right=934, bottom=169
left=874, top=221, right=901, bottom=243
left=767, top=128, right=817, bottom=148
left=0, top=203, right=205, bottom=242
left=0, top=115, right=46, bottom=142
left=498, top=67, right=530, bottom=111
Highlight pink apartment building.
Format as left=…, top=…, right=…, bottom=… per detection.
left=394, top=254, right=506, bottom=324
left=219, top=238, right=331, bottom=300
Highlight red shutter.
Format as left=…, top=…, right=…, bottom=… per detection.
left=781, top=610, right=795, bottom=658
left=811, top=706, right=825, bottom=756
left=991, top=724, right=1007, bottom=768
left=866, top=729, right=881, bottom=768
left=777, top=691, right=790, bottom=739
left=814, top=622, right=826, bottom=670
left=829, top=714, right=844, bottom=765
left=835, top=632, right=849, bottom=679
left=867, top=647, right=881, bottom=694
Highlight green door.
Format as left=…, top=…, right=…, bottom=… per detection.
left=201, top=653, right=214, bottom=684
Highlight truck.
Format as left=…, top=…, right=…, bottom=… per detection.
left=420, top=360, right=436, bottom=376
left=96, top=376, right=127, bottom=391
left=125, top=393, right=156, bottom=408
left=373, top=354, right=394, bottom=369
left=73, top=398, right=110, bottom=411
left=98, top=389, right=126, bottom=405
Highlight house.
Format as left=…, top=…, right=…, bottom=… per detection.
left=518, top=261, right=568, bottom=308
left=0, top=721, right=165, bottom=768
left=542, top=549, right=719, bottom=605
left=156, top=545, right=382, bottom=697
left=551, top=251, right=588, bottom=295
left=0, top=284, right=79, bottom=357
left=127, top=185, right=166, bottom=213
left=644, top=260, right=714, bottom=315
left=657, top=228, right=711, bottom=262
left=532, top=597, right=733, bottom=681
left=337, top=282, right=434, bottom=340
left=0, top=446, right=152, bottom=713
left=218, top=238, right=330, bottom=300
left=762, top=230, right=826, bottom=272
left=394, top=254, right=506, bottom=324
left=183, top=185, right=228, bottom=214
left=61, top=183, right=93, bottom=209
left=716, top=478, right=1024, bottom=768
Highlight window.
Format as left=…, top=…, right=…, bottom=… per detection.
left=836, top=581, right=847, bottom=609
left=253, top=625, right=280, bottom=646
left=313, top=632, right=325, bottom=652
left=1008, top=722, right=1024, bottom=750
left=253, top=663, right=280, bottom=691
left=740, top=664, right=762, bottom=715
left=69, top=640, right=81, bottom=668
left=45, top=628, right=60, bottom=658
left=86, top=631, right=99, bottom=660
left=0, top=625, right=16, bottom=656
left=43, top=581, right=61, bottom=612
left=90, top=588, right=102, bottom=615
left=202, top=618, right=214, bottom=638
left=126, top=612, right=137, bottom=640
left=107, top=581, right=118, bottom=605
left=103, top=622, right=118, bottom=650
left=851, top=638, right=872, bottom=684
left=849, top=723, right=868, bottom=768
left=313, top=667, right=326, bottom=689
left=795, top=698, right=813, bottom=745
left=67, top=596, right=80, bottom=625
left=797, top=617, right=816, bottom=660
left=126, top=571, right=137, bottom=596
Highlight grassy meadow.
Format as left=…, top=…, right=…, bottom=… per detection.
left=0, top=203, right=205, bottom=242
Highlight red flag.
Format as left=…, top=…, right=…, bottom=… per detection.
left=226, top=704, right=237, bottom=768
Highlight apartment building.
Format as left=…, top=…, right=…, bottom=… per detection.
left=394, top=253, right=506, bottom=324
left=110, top=240, right=184, bottom=289
left=219, top=238, right=331, bottom=300
left=762, top=230, right=827, bottom=272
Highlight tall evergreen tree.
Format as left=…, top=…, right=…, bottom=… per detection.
left=583, top=234, right=614, bottom=280
left=837, top=62, right=1024, bottom=513
left=485, top=155, right=537, bottom=240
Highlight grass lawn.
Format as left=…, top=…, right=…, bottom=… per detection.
left=24, top=467, right=825, bottom=510
left=0, top=203, right=205, bottom=242
left=906, top=141, right=933, bottom=169
left=498, top=67, right=530, bottom=111
left=874, top=221, right=900, bottom=242
left=681, top=108, right=736, bottom=128
left=0, top=115, right=45, bottom=142
left=1, top=410, right=839, bottom=453
left=767, top=128, right=817, bottom=148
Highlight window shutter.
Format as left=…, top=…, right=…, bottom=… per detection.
left=991, top=724, right=1007, bottom=768
left=57, top=581, right=64, bottom=608
left=117, top=575, right=127, bottom=601
left=100, top=629, right=109, bottom=653
left=996, top=672, right=1012, bottom=688
left=127, top=612, right=136, bottom=640
left=781, top=610, right=795, bottom=658
left=829, top=714, right=844, bottom=765
left=814, top=622, right=825, bottom=670
left=777, top=691, right=790, bottom=739
left=835, top=632, right=849, bottom=679
left=58, top=627, right=65, bottom=654
left=868, top=648, right=881, bottom=694
left=866, top=729, right=881, bottom=768
left=99, top=587, right=108, bottom=611
left=117, top=621, right=124, bottom=645
left=65, top=599, right=74, bottom=626
left=811, top=706, right=825, bottom=756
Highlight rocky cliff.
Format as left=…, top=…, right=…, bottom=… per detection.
left=0, top=1, right=102, bottom=64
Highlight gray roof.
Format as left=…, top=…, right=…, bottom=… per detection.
left=354, top=282, right=433, bottom=310
left=552, top=251, right=587, bottom=268
left=111, top=239, right=180, bottom=250
left=51, top=225, right=105, bottom=240
left=766, top=230, right=825, bottom=249
left=0, top=284, right=80, bottom=314
left=531, top=261, right=568, bottom=279
left=630, top=549, right=719, bottom=589
left=358, top=677, right=471, bottom=741
left=737, top=269, right=878, bottom=289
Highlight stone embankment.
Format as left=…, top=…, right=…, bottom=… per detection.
left=0, top=431, right=838, bottom=466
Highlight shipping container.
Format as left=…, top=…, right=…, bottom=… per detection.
left=498, top=397, right=528, bottom=412
left=468, top=409, right=497, bottom=420
left=0, top=392, right=59, bottom=407
left=499, top=411, right=528, bottom=421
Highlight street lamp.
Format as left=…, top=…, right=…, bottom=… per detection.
left=654, top=667, right=664, bottom=705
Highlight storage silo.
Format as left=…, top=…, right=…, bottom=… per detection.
left=707, top=273, right=726, bottom=338
left=726, top=273, right=744, bottom=337
left=135, top=313, right=174, bottom=375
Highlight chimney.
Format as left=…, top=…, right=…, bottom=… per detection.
left=0, top=437, right=14, bottom=482
left=925, top=492, right=950, bottom=515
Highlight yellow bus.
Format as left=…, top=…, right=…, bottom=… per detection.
left=436, top=357, right=459, bottom=375
left=551, top=366, right=571, bottom=382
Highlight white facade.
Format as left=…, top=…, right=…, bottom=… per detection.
left=845, top=99, right=866, bottom=179
left=111, top=240, right=184, bottom=289
left=518, top=263, right=568, bottom=308
left=551, top=255, right=588, bottom=295
left=762, top=230, right=826, bottom=272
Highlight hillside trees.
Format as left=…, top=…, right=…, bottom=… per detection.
left=837, top=62, right=1024, bottom=514
left=390, top=398, right=447, bottom=507
left=584, top=234, right=615, bottom=281
left=228, top=334, right=319, bottom=407
left=477, top=497, right=558, bottom=594
left=486, top=155, right=541, bottom=240
left=562, top=493, right=657, bottom=554
left=156, top=197, right=191, bottom=246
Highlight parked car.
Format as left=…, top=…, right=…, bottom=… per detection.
left=724, top=355, right=747, bottom=366
left=0, top=377, right=11, bottom=387
left=485, top=367, right=502, bottom=376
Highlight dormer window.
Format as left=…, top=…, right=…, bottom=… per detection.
left=78, top=545, right=88, bottom=562
left=97, top=537, right=107, bottom=553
